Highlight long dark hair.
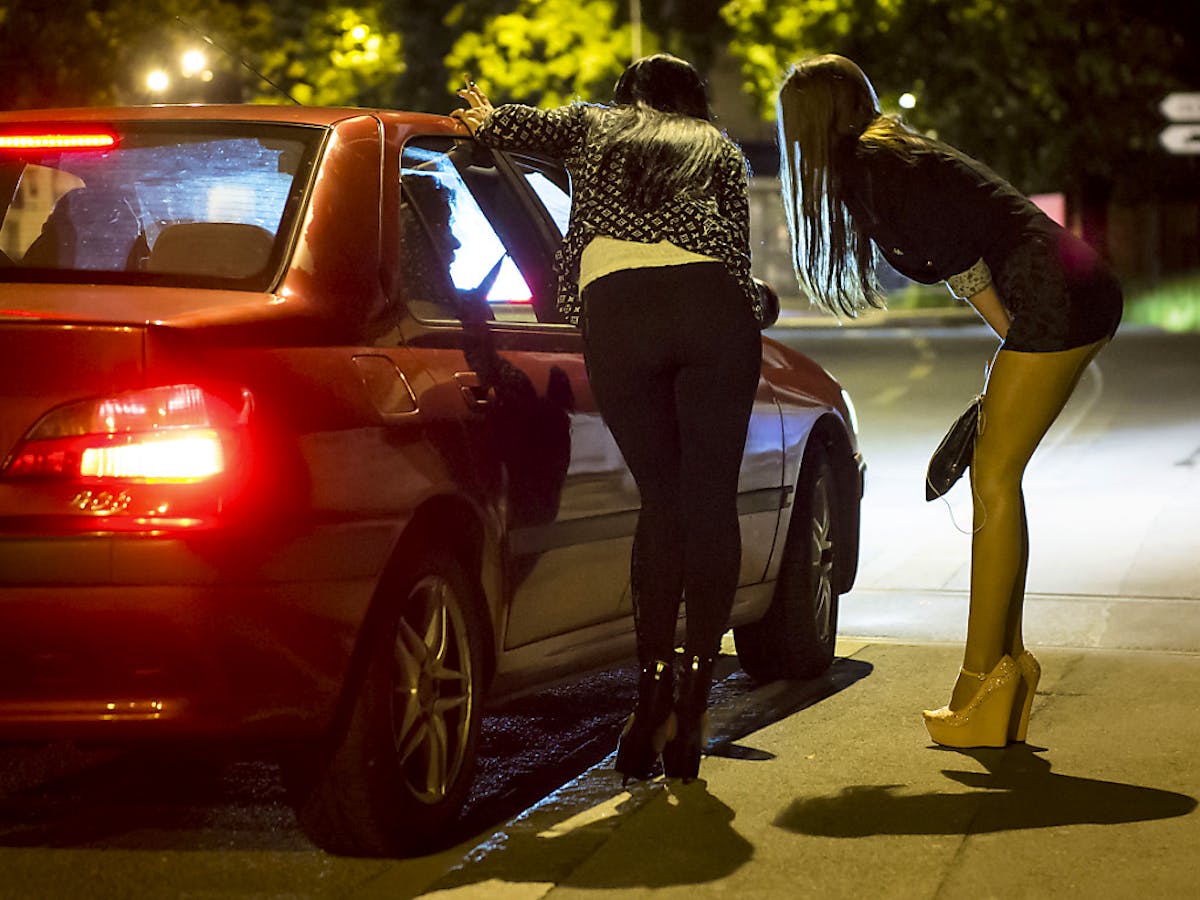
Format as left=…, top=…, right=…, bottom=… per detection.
left=599, top=54, right=732, bottom=210
left=777, top=54, right=922, bottom=317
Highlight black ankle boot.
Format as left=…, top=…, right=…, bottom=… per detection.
left=615, top=658, right=676, bottom=783
left=663, top=653, right=715, bottom=782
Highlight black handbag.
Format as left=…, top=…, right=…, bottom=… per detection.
left=926, top=395, right=982, bottom=501
left=755, top=278, right=780, bottom=329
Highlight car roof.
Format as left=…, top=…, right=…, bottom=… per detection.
left=0, top=104, right=462, bottom=132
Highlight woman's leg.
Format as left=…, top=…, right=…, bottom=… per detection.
left=619, top=372, right=686, bottom=664
left=1004, top=491, right=1031, bottom=659
left=949, top=338, right=1105, bottom=709
left=662, top=267, right=759, bottom=781
left=674, top=354, right=759, bottom=657
left=672, top=277, right=761, bottom=659
left=582, top=274, right=685, bottom=665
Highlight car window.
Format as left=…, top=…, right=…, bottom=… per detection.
left=509, top=155, right=571, bottom=238
left=0, top=123, right=320, bottom=289
left=399, top=137, right=546, bottom=326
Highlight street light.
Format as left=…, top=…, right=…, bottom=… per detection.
left=180, top=49, right=207, bottom=78
left=146, top=69, right=170, bottom=94
left=899, top=92, right=917, bottom=110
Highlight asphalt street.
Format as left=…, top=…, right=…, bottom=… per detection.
left=1, top=319, right=1197, bottom=899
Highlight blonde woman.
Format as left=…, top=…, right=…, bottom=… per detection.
left=776, top=54, right=1122, bottom=748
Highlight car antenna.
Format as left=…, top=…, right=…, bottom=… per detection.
left=173, top=15, right=303, bottom=105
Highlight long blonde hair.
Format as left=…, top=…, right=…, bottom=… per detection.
left=777, top=54, right=917, bottom=317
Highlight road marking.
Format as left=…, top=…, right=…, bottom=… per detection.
left=871, top=338, right=936, bottom=405
left=872, top=384, right=910, bottom=405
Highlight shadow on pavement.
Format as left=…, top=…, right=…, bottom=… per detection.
left=774, top=743, right=1197, bottom=836
left=448, top=654, right=873, bottom=848
left=708, top=656, right=874, bottom=763
left=424, top=655, right=873, bottom=892
left=562, top=780, right=754, bottom=890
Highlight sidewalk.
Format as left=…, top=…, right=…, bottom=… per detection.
left=409, top=638, right=1200, bottom=899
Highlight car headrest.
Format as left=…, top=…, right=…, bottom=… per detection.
left=147, top=222, right=275, bottom=279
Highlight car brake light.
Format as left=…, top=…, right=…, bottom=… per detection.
left=3, top=384, right=250, bottom=483
left=79, top=431, right=224, bottom=481
left=0, top=130, right=118, bottom=151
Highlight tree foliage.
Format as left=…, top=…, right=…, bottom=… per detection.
left=0, top=0, right=405, bottom=110
left=3, top=0, right=1192, bottom=226
left=445, top=0, right=659, bottom=107
left=720, top=0, right=1193, bottom=200
left=0, top=0, right=267, bottom=107
left=255, top=3, right=404, bottom=107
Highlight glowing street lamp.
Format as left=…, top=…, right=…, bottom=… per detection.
left=180, top=49, right=208, bottom=77
left=146, top=69, right=170, bottom=94
left=899, top=92, right=917, bottom=110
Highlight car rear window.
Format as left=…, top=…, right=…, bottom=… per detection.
left=0, top=122, right=321, bottom=290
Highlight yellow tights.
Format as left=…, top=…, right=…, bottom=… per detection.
left=949, top=338, right=1107, bottom=710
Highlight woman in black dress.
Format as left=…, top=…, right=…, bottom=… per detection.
left=776, top=54, right=1122, bottom=748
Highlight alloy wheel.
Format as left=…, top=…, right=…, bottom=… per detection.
left=391, top=573, right=474, bottom=805
left=807, top=472, right=836, bottom=645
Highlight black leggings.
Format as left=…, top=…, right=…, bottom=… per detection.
left=582, top=262, right=761, bottom=663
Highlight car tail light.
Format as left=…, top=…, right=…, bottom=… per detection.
left=0, top=129, right=119, bottom=151
left=3, top=384, right=251, bottom=484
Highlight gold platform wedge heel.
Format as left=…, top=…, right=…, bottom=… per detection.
left=923, top=655, right=1019, bottom=749
left=1008, top=650, right=1041, bottom=743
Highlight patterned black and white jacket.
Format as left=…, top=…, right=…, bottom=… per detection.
left=474, top=102, right=761, bottom=327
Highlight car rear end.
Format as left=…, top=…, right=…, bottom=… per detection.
left=0, top=111, right=380, bottom=742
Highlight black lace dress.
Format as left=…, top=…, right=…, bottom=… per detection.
left=843, top=141, right=1122, bottom=351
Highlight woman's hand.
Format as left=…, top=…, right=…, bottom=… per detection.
left=452, top=76, right=494, bottom=135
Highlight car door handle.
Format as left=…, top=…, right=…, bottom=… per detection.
left=454, top=371, right=495, bottom=409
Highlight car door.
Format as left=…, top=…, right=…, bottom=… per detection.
left=381, top=135, right=635, bottom=650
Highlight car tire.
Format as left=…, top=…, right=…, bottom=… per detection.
left=734, top=447, right=839, bottom=681
left=291, top=542, right=487, bottom=857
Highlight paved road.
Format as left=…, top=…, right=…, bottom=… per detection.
left=770, top=322, right=1200, bottom=650
left=2, top=322, right=1196, bottom=898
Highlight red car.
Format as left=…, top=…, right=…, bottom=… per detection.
left=0, top=105, right=863, bottom=855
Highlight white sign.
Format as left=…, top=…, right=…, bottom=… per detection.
left=1160, top=92, right=1200, bottom=122
left=1160, top=124, right=1200, bottom=155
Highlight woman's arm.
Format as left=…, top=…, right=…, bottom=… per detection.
left=475, top=104, right=587, bottom=158
left=946, top=257, right=1008, bottom=339
left=453, top=82, right=586, bottom=158
left=963, top=282, right=1010, bottom=340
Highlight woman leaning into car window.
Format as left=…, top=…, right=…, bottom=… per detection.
left=776, top=54, right=1123, bottom=750
left=454, top=54, right=764, bottom=784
